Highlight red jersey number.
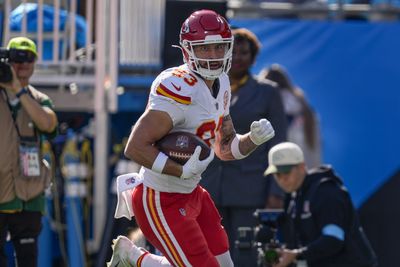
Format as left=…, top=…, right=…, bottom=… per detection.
left=196, top=117, right=223, bottom=147
left=172, top=69, right=198, bottom=87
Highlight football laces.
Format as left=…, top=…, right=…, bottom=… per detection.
left=169, top=151, right=192, bottom=160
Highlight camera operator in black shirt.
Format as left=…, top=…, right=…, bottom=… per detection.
left=264, top=142, right=377, bottom=267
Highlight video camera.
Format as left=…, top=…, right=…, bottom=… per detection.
left=0, top=48, right=13, bottom=83
left=254, top=209, right=285, bottom=266
left=0, top=48, right=36, bottom=83
left=235, top=209, right=285, bottom=267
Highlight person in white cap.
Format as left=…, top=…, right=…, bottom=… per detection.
left=264, top=142, right=377, bottom=267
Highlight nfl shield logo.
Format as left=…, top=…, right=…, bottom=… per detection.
left=179, top=208, right=186, bottom=216
left=176, top=135, right=189, bottom=149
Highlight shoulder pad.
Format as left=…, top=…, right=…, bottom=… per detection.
left=154, top=67, right=198, bottom=105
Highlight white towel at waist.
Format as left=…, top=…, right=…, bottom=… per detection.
left=114, top=172, right=143, bottom=220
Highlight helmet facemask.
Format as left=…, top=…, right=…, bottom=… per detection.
left=181, top=36, right=233, bottom=80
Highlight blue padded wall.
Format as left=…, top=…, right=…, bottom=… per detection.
left=230, top=18, right=400, bottom=207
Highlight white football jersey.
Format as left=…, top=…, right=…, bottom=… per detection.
left=141, top=64, right=231, bottom=193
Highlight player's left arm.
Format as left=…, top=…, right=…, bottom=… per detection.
left=214, top=115, right=275, bottom=160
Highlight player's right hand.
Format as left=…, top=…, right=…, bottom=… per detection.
left=180, top=146, right=214, bottom=179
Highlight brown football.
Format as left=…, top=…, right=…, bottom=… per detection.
left=155, top=131, right=211, bottom=165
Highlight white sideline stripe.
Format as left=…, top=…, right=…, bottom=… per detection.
left=142, top=185, right=179, bottom=267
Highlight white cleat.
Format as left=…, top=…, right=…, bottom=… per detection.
left=107, top=235, right=138, bottom=267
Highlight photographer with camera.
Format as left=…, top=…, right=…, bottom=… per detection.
left=264, top=142, right=377, bottom=267
left=0, top=37, right=58, bottom=267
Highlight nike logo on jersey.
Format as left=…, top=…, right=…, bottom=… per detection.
left=171, top=82, right=181, bottom=91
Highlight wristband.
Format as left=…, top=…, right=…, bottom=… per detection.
left=16, top=87, right=28, bottom=98
left=230, top=135, right=247, bottom=159
left=151, top=152, right=168, bottom=173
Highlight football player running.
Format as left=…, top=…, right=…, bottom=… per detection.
left=108, top=10, right=275, bottom=267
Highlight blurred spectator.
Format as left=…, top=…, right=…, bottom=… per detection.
left=260, top=64, right=322, bottom=168
left=201, top=28, right=288, bottom=267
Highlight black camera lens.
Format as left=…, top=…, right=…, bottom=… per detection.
left=254, top=224, right=274, bottom=244
left=0, top=62, right=13, bottom=83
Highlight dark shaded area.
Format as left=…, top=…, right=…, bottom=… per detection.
left=162, top=0, right=227, bottom=69
left=359, top=169, right=400, bottom=267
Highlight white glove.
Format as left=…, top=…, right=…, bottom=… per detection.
left=249, top=118, right=275, bottom=145
left=181, top=146, right=215, bottom=179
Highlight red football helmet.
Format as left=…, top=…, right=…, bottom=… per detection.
left=179, top=9, right=233, bottom=80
